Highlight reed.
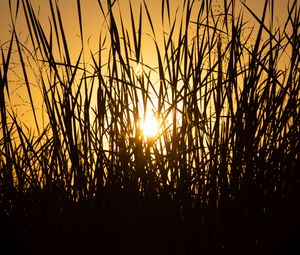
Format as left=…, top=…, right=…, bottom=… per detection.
left=0, top=0, right=299, bottom=254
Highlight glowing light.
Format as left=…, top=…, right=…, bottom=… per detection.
left=134, top=63, right=144, bottom=76
left=141, top=113, right=160, bottom=138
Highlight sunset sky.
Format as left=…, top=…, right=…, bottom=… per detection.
left=0, top=0, right=293, bottom=128
left=0, top=0, right=291, bottom=46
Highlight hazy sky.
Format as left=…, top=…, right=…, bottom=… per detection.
left=0, top=0, right=293, bottom=127
left=0, top=0, right=292, bottom=69
left=0, top=0, right=292, bottom=46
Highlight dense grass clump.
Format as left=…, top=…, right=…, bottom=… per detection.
left=0, top=0, right=300, bottom=254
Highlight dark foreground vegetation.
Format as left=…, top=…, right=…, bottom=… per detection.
left=0, top=0, right=300, bottom=254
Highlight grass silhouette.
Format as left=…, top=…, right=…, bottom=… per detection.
left=0, top=0, right=300, bottom=254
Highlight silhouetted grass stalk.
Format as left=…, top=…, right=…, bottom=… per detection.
left=1, top=0, right=299, bottom=253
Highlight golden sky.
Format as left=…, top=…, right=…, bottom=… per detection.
left=0, top=0, right=292, bottom=70
left=0, top=0, right=293, bottom=129
left=0, top=0, right=291, bottom=46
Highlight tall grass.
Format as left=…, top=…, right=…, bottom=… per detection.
left=1, top=0, right=299, bottom=254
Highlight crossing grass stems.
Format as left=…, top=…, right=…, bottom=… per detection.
left=0, top=0, right=299, bottom=254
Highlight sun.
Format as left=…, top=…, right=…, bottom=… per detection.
left=141, top=114, right=160, bottom=138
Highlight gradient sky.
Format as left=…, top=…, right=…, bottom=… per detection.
left=0, top=0, right=293, bottom=128
left=0, top=0, right=292, bottom=46
left=0, top=0, right=292, bottom=71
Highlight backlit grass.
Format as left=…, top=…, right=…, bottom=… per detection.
left=0, top=0, right=299, bottom=254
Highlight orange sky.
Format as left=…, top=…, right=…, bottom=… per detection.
left=0, top=0, right=292, bottom=72
left=0, top=0, right=294, bottom=129
left=0, top=0, right=292, bottom=46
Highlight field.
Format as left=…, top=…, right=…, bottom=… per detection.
left=0, top=0, right=300, bottom=254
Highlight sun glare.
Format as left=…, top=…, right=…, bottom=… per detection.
left=134, top=63, right=144, bottom=76
left=141, top=114, right=160, bottom=138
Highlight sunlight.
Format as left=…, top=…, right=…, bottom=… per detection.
left=134, top=62, right=144, bottom=76
left=141, top=113, right=160, bottom=138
